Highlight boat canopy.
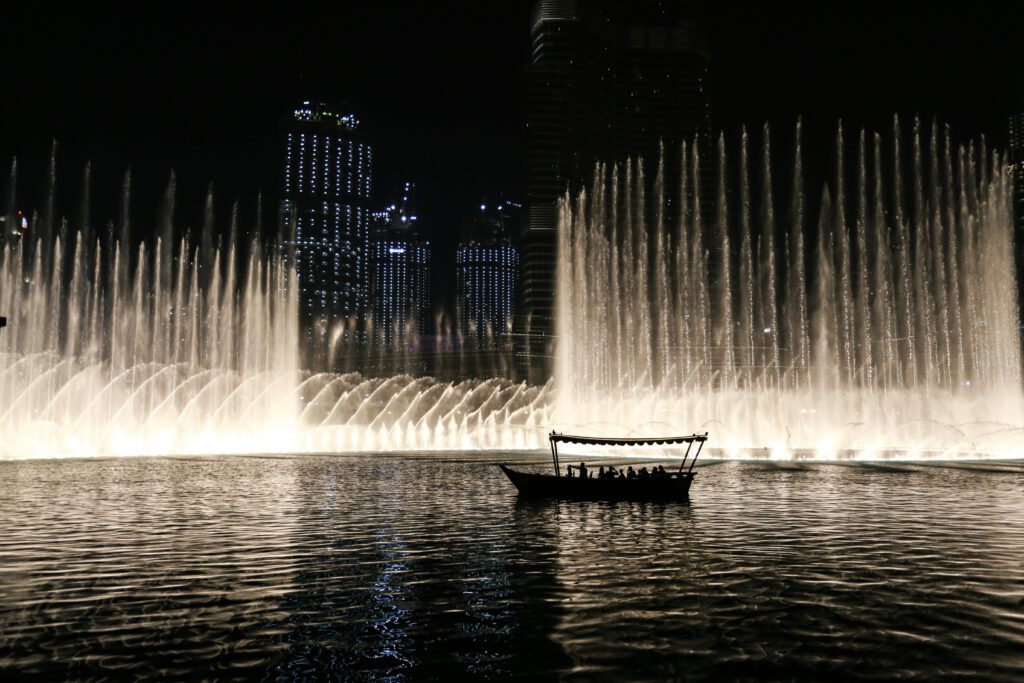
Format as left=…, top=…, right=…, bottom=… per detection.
left=548, top=432, right=706, bottom=447
left=546, top=431, right=708, bottom=477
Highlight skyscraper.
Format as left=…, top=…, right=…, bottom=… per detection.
left=456, top=201, right=520, bottom=348
left=281, top=101, right=373, bottom=363
left=611, top=2, right=711, bottom=183
left=518, top=0, right=612, bottom=385
left=1010, top=85, right=1024, bottom=336
left=369, top=181, right=431, bottom=351
left=517, top=0, right=711, bottom=384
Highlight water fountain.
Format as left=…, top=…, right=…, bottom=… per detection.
left=0, top=159, right=549, bottom=458
left=0, top=157, right=304, bottom=456
left=2, top=117, right=1022, bottom=459
left=555, top=118, right=1024, bottom=458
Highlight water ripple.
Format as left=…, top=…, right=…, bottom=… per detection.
left=0, top=456, right=1022, bottom=680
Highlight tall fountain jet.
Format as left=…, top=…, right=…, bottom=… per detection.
left=0, top=160, right=550, bottom=458
left=3, top=118, right=1022, bottom=459
left=555, top=118, right=1024, bottom=458
left=0, top=171, right=303, bottom=457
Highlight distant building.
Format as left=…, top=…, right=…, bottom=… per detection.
left=1, top=209, right=28, bottom=246
left=457, top=201, right=520, bottom=348
left=517, top=0, right=712, bottom=383
left=369, top=181, right=431, bottom=350
left=280, top=101, right=373, bottom=360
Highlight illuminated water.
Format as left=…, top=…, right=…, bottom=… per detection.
left=556, top=119, right=1024, bottom=457
left=3, top=118, right=1023, bottom=459
left=1, top=454, right=1022, bottom=680
left=0, top=161, right=551, bottom=458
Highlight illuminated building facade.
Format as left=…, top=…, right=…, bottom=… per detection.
left=518, top=0, right=711, bottom=383
left=369, top=182, right=430, bottom=350
left=457, top=201, right=520, bottom=347
left=1, top=209, right=29, bottom=246
left=281, top=101, right=373, bottom=353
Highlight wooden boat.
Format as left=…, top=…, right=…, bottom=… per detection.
left=498, top=431, right=707, bottom=501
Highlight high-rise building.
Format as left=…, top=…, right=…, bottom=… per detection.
left=369, top=181, right=431, bottom=350
left=518, top=1, right=611, bottom=385
left=281, top=101, right=373, bottom=361
left=457, top=201, right=521, bottom=347
left=611, top=2, right=711, bottom=186
left=517, top=0, right=711, bottom=384
left=1010, top=85, right=1024, bottom=336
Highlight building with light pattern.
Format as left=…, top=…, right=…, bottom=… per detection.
left=281, top=101, right=373, bottom=358
left=457, top=201, right=520, bottom=348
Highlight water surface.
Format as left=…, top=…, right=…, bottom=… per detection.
left=1, top=454, right=1022, bottom=680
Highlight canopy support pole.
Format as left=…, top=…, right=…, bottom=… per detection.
left=550, top=431, right=560, bottom=476
left=687, top=434, right=707, bottom=475
left=677, top=440, right=694, bottom=474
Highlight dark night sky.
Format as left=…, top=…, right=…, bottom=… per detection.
left=2, top=2, right=1022, bottom=304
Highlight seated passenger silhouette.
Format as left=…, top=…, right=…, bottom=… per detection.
left=638, top=467, right=650, bottom=479
left=579, top=462, right=587, bottom=479
left=598, top=466, right=606, bottom=479
left=627, top=466, right=636, bottom=479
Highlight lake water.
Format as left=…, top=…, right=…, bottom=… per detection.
left=1, top=454, right=1022, bottom=680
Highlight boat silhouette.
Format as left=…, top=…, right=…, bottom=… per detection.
left=499, top=431, right=707, bottom=501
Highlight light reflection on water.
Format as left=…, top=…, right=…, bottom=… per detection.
left=0, top=454, right=1022, bottom=680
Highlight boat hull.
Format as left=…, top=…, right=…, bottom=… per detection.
left=498, top=464, right=693, bottom=501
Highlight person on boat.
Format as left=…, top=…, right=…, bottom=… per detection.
left=578, top=462, right=587, bottom=479
left=657, top=465, right=668, bottom=478
left=598, top=466, right=606, bottom=479
left=566, top=465, right=574, bottom=478
left=626, top=466, right=636, bottom=479
left=638, top=467, right=650, bottom=479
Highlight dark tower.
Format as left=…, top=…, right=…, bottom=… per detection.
left=517, top=0, right=711, bottom=384
left=518, top=1, right=612, bottom=385
left=1010, top=82, right=1024, bottom=344
left=611, top=0, right=712, bottom=233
